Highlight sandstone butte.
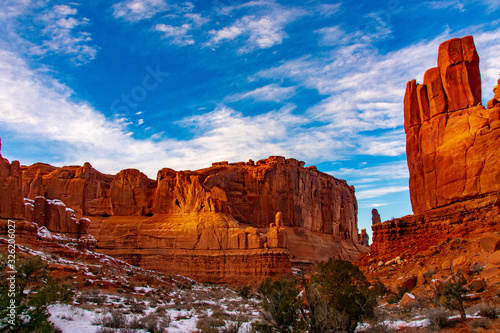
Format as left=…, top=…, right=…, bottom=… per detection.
left=360, top=36, right=500, bottom=278
left=0, top=139, right=367, bottom=284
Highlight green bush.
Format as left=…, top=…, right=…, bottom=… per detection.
left=425, top=308, right=452, bottom=330
left=305, top=259, right=377, bottom=333
left=254, top=275, right=304, bottom=333
left=252, top=259, right=377, bottom=333
left=440, top=272, right=468, bottom=320
left=0, top=255, right=74, bottom=333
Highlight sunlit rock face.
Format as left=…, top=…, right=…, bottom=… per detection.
left=17, top=154, right=363, bottom=284
left=404, top=36, right=500, bottom=214
left=360, top=36, right=500, bottom=273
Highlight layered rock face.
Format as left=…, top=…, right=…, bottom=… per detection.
left=361, top=36, right=500, bottom=270
left=404, top=36, right=500, bottom=214
left=22, top=163, right=156, bottom=216
left=25, top=197, right=91, bottom=235
left=23, top=156, right=358, bottom=242
left=0, top=140, right=95, bottom=251
left=19, top=155, right=362, bottom=283
left=0, top=139, right=24, bottom=220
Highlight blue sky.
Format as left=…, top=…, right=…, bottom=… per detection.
left=1, top=0, right=500, bottom=238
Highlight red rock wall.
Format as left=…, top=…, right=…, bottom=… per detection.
left=0, top=140, right=24, bottom=220
left=404, top=36, right=500, bottom=214
left=362, top=195, right=500, bottom=263
left=24, top=197, right=90, bottom=235
left=364, top=36, right=500, bottom=266
left=22, top=156, right=358, bottom=242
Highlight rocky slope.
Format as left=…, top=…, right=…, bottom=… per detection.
left=1, top=139, right=365, bottom=284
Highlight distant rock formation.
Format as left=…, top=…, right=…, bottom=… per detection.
left=0, top=139, right=24, bottom=220
left=358, top=229, right=369, bottom=246
left=25, top=197, right=90, bottom=236
left=4, top=151, right=364, bottom=284
left=404, top=35, right=500, bottom=214
left=487, top=77, right=500, bottom=108
left=371, top=208, right=381, bottom=225
left=0, top=140, right=95, bottom=251
left=22, top=156, right=358, bottom=241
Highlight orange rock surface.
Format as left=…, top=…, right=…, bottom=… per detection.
left=360, top=37, right=500, bottom=296
left=0, top=139, right=24, bottom=220
left=15, top=154, right=364, bottom=284
left=404, top=36, right=500, bottom=214
left=22, top=156, right=358, bottom=241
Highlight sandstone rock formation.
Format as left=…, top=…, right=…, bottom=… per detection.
left=15, top=153, right=363, bottom=283
left=25, top=197, right=90, bottom=235
left=358, top=229, right=369, bottom=246
left=22, top=156, right=358, bottom=242
left=487, top=77, right=500, bottom=108
left=0, top=139, right=24, bottom=220
left=359, top=37, right=500, bottom=296
left=403, top=35, right=500, bottom=214
left=371, top=208, right=381, bottom=225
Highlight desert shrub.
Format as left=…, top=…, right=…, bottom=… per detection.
left=134, top=312, right=171, bottom=332
left=440, top=272, right=468, bottom=320
left=176, top=280, right=193, bottom=290
left=365, top=322, right=396, bottom=333
left=476, top=302, right=499, bottom=319
left=237, top=285, right=253, bottom=299
left=149, top=296, right=160, bottom=308
left=78, top=289, right=106, bottom=305
left=93, top=309, right=128, bottom=328
left=130, top=299, right=147, bottom=314
left=469, top=318, right=491, bottom=330
left=0, top=255, right=74, bottom=333
left=370, top=277, right=388, bottom=298
left=211, top=309, right=231, bottom=321
left=196, top=316, right=226, bottom=333
left=425, top=308, right=451, bottom=330
left=255, top=275, right=304, bottom=332
left=305, top=259, right=377, bottom=333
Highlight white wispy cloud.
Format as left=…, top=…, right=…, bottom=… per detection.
left=425, top=1, right=466, bottom=12
left=330, top=161, right=409, bottom=182
left=112, top=0, right=169, bottom=22
left=316, top=25, right=357, bottom=46
left=0, top=49, right=306, bottom=177
left=225, top=84, right=296, bottom=103
left=207, top=3, right=306, bottom=53
left=356, top=186, right=409, bottom=199
left=316, top=3, right=342, bottom=17
left=154, top=23, right=195, bottom=46
left=30, top=4, right=98, bottom=64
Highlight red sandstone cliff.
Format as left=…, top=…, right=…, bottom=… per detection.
left=359, top=37, right=500, bottom=292
left=22, top=156, right=358, bottom=242
left=404, top=36, right=500, bottom=214
left=0, top=139, right=24, bottom=220
left=8, top=150, right=363, bottom=284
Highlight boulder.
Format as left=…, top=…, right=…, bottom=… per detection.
left=400, top=293, right=419, bottom=309
left=479, top=233, right=500, bottom=253
left=489, top=250, right=500, bottom=266
left=467, top=278, right=486, bottom=292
